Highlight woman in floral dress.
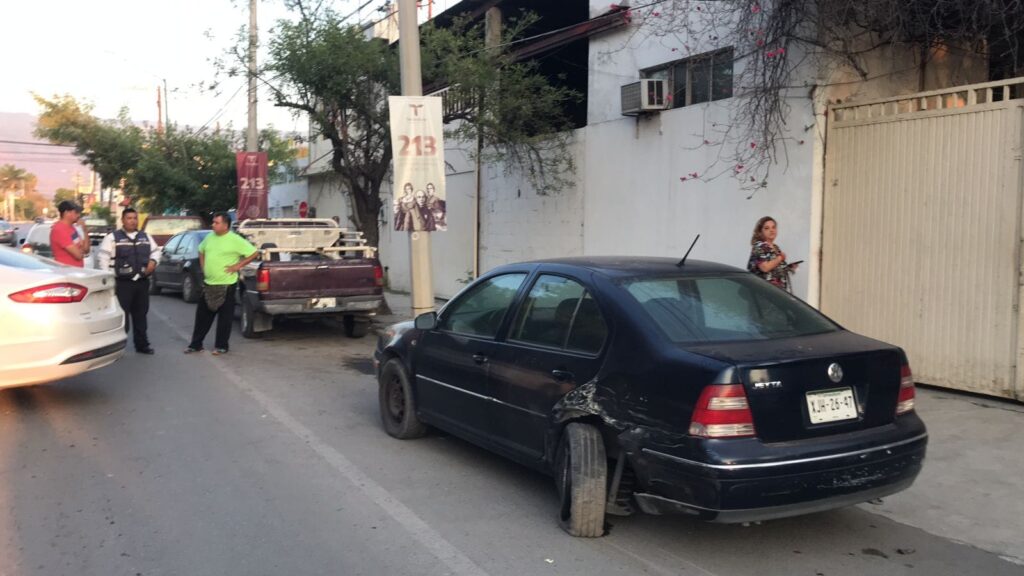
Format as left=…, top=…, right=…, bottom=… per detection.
left=747, top=216, right=799, bottom=292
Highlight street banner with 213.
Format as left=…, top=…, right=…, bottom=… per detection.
left=388, top=96, right=447, bottom=232
left=236, top=151, right=269, bottom=220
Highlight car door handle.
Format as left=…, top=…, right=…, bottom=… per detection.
left=472, top=354, right=488, bottom=365
left=551, top=370, right=575, bottom=382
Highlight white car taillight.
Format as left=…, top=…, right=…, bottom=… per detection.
left=9, top=283, right=88, bottom=304
left=896, top=364, right=916, bottom=416
left=688, top=384, right=756, bottom=438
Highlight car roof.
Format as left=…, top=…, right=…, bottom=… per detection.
left=514, top=256, right=745, bottom=278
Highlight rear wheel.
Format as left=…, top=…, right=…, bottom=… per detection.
left=148, top=275, right=161, bottom=295
left=343, top=315, right=371, bottom=338
left=378, top=358, right=427, bottom=439
left=240, top=297, right=263, bottom=339
left=182, top=274, right=199, bottom=303
left=555, top=423, right=607, bottom=537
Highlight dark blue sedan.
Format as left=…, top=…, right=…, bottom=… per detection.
left=374, top=257, right=927, bottom=537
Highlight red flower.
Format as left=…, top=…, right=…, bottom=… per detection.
left=751, top=4, right=761, bottom=13
left=750, top=142, right=757, bottom=149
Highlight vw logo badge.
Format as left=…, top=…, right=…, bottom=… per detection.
left=827, top=363, right=844, bottom=383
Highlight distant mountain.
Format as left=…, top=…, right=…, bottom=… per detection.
left=0, top=112, right=87, bottom=197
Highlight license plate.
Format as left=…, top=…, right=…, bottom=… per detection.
left=806, top=387, right=858, bottom=424
left=309, top=297, right=337, bottom=309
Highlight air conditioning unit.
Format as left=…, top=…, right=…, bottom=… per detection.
left=621, top=79, right=669, bottom=116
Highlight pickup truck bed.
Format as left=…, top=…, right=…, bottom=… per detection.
left=235, top=219, right=384, bottom=338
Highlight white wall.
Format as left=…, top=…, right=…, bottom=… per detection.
left=268, top=180, right=308, bottom=218
left=585, top=2, right=819, bottom=299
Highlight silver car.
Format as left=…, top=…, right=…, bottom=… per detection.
left=0, top=247, right=126, bottom=389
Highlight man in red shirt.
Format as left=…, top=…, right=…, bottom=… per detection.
left=50, top=200, right=90, bottom=267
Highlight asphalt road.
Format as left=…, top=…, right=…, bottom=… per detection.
left=1, top=295, right=1020, bottom=576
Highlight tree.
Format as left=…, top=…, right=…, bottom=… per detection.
left=34, top=95, right=297, bottom=219
left=257, top=2, right=578, bottom=247
left=53, top=188, right=76, bottom=205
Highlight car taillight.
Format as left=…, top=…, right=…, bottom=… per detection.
left=20, top=245, right=33, bottom=254
left=256, top=268, right=270, bottom=292
left=374, top=264, right=384, bottom=287
left=689, top=384, right=756, bottom=438
left=9, top=283, right=88, bottom=304
left=896, top=364, right=915, bottom=416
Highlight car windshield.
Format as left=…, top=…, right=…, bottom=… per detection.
left=621, top=273, right=839, bottom=343
left=0, top=247, right=59, bottom=270
left=145, top=218, right=203, bottom=235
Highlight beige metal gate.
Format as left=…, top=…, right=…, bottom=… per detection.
left=822, top=78, right=1024, bottom=399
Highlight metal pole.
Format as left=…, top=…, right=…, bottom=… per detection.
left=163, top=79, right=170, bottom=127
left=398, top=0, right=434, bottom=316
left=247, top=0, right=258, bottom=152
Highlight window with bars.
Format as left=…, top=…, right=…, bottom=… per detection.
left=642, top=48, right=734, bottom=108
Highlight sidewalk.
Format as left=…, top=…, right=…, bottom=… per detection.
left=372, top=291, right=1024, bottom=564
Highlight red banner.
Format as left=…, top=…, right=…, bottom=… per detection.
left=236, top=151, right=269, bottom=221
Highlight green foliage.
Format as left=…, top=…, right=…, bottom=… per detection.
left=89, top=204, right=114, bottom=226
left=421, top=13, right=580, bottom=194
left=33, top=95, right=297, bottom=220
left=53, top=188, right=76, bottom=205
left=264, top=7, right=399, bottom=247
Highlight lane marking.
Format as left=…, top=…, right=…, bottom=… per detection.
left=153, top=309, right=489, bottom=576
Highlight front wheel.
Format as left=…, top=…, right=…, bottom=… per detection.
left=182, top=274, right=199, bottom=303
left=555, top=423, right=608, bottom=537
left=378, top=358, right=427, bottom=439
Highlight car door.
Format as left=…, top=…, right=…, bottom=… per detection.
left=156, top=234, right=183, bottom=286
left=414, top=272, right=529, bottom=442
left=489, top=274, right=610, bottom=460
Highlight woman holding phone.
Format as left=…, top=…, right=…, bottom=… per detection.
left=747, top=216, right=799, bottom=293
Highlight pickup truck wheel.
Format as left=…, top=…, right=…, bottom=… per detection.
left=241, top=298, right=263, bottom=339
left=182, top=274, right=199, bottom=303
left=343, top=315, right=371, bottom=338
left=379, top=359, right=427, bottom=439
left=555, top=423, right=607, bottom=538
left=148, top=275, right=161, bottom=295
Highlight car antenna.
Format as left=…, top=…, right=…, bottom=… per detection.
left=676, top=234, right=700, bottom=267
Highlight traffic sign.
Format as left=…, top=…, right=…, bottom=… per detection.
left=299, top=201, right=308, bottom=218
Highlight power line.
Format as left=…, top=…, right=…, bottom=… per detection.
left=193, top=82, right=247, bottom=136
left=0, top=139, right=76, bottom=148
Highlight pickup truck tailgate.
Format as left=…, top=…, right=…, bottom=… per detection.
left=259, top=258, right=382, bottom=299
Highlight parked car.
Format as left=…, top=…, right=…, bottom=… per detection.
left=150, top=229, right=211, bottom=302
left=19, top=221, right=97, bottom=269
left=236, top=219, right=384, bottom=339
left=0, top=246, right=126, bottom=388
left=141, top=215, right=205, bottom=247
left=82, top=216, right=113, bottom=246
left=374, top=257, right=927, bottom=537
left=0, top=219, right=15, bottom=246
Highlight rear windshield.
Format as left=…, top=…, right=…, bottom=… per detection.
left=0, top=247, right=58, bottom=270
left=621, top=273, right=839, bottom=343
left=145, top=218, right=203, bottom=235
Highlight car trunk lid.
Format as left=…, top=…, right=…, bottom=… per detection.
left=686, top=331, right=904, bottom=443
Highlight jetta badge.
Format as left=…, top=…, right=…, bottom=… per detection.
left=827, top=363, right=844, bottom=383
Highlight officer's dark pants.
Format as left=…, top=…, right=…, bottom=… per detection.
left=189, top=284, right=236, bottom=351
left=115, top=278, right=150, bottom=350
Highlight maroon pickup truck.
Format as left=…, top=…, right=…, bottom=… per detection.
left=236, top=219, right=384, bottom=338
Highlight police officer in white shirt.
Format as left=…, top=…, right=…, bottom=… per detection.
left=97, top=208, right=161, bottom=354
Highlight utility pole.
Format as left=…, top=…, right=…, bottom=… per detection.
left=247, top=0, right=258, bottom=152
left=156, top=87, right=164, bottom=134
left=163, top=79, right=170, bottom=128
left=398, top=0, right=434, bottom=316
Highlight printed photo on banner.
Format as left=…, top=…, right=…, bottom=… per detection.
left=388, top=96, right=446, bottom=232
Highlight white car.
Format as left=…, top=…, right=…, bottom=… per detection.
left=0, top=247, right=126, bottom=389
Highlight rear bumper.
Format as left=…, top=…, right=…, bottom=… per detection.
left=0, top=336, right=127, bottom=389
left=257, top=294, right=383, bottom=316
left=624, top=416, right=927, bottom=522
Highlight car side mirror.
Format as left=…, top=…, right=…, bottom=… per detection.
left=414, top=312, right=438, bottom=330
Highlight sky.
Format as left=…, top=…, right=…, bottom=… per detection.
left=0, top=0, right=441, bottom=132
